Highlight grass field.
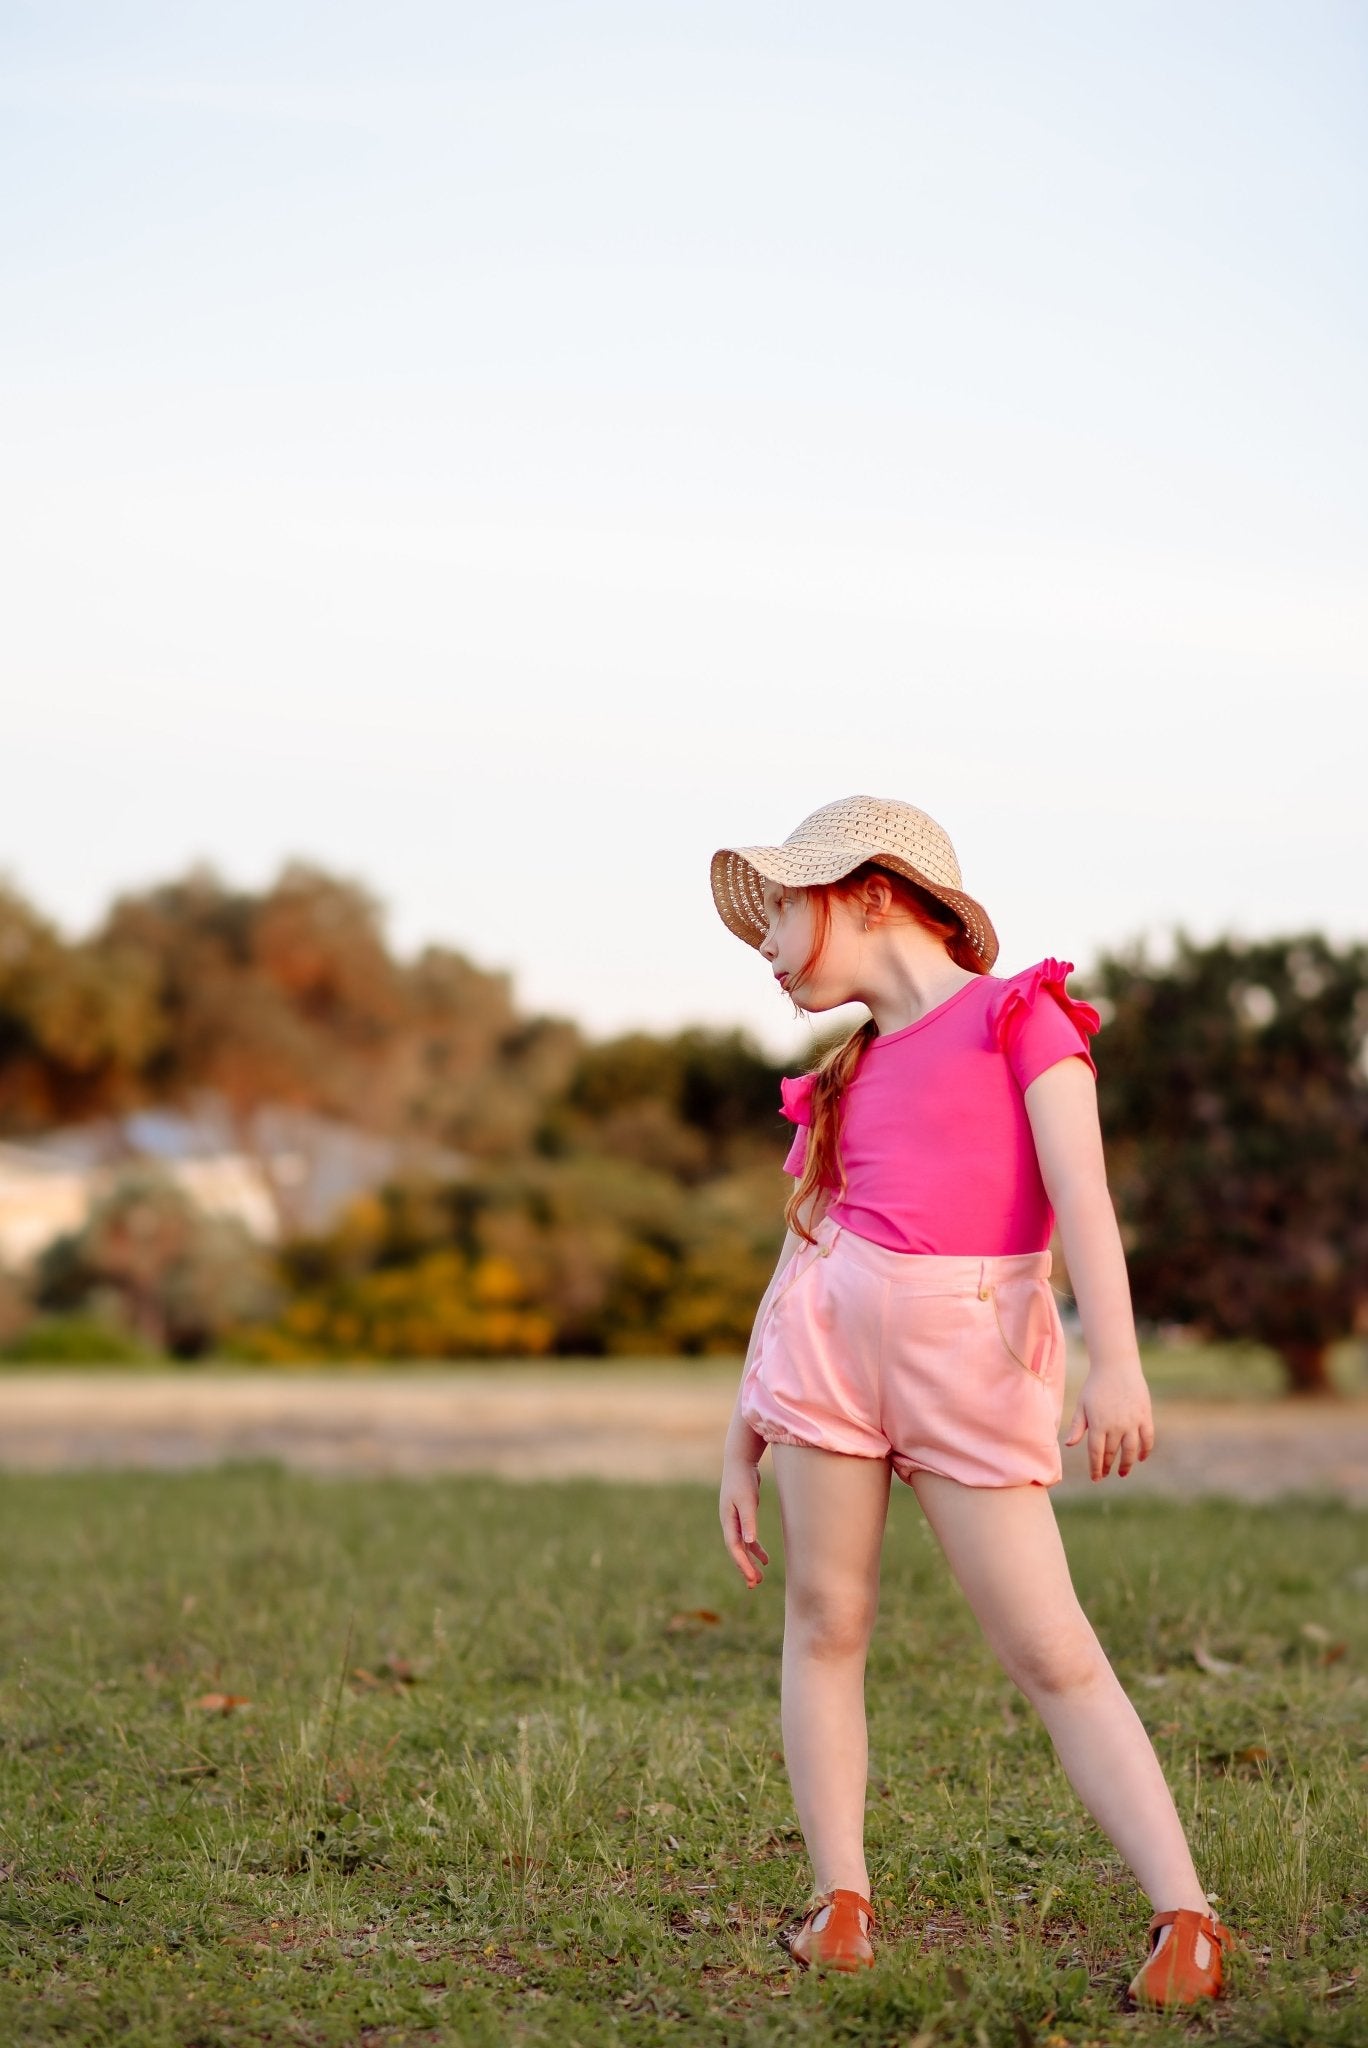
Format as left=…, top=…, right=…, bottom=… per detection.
left=0, top=1468, right=1363, bottom=2046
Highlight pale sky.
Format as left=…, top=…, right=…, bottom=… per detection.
left=3, top=1, right=1365, bottom=1059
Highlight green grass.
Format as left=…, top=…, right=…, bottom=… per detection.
left=1132, top=1338, right=1367, bottom=1405
left=0, top=1471, right=1363, bottom=2047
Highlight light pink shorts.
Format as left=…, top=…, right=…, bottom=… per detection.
left=741, top=1217, right=1067, bottom=1489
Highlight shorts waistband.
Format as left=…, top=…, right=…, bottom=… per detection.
left=808, top=1216, right=1052, bottom=1294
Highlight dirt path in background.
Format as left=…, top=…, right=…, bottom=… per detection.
left=1, top=1366, right=1365, bottom=1503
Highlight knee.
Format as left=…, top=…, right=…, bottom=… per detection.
left=1002, top=1619, right=1109, bottom=1701
left=786, top=1580, right=877, bottom=1660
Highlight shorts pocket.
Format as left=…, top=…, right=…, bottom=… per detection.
left=984, top=1275, right=1062, bottom=1385
left=766, top=1239, right=827, bottom=1324
left=745, top=1244, right=821, bottom=1397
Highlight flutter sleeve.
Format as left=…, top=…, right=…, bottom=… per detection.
left=778, top=1072, right=816, bottom=1178
left=990, top=957, right=1101, bottom=1091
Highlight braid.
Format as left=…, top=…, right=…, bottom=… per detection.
left=784, top=1016, right=878, bottom=1243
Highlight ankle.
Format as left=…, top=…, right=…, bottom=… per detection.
left=1153, top=1893, right=1216, bottom=1919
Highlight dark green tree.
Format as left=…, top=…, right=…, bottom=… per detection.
left=560, top=1027, right=788, bottom=1177
left=1090, top=934, right=1368, bottom=1394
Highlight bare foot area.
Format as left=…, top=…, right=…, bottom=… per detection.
left=1, top=1364, right=1365, bottom=1502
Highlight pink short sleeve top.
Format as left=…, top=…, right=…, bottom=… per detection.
left=780, top=958, right=1101, bottom=1256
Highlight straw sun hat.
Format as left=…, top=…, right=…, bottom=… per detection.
left=710, top=794, right=999, bottom=971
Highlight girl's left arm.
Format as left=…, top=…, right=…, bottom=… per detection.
left=1024, top=1055, right=1156, bottom=1481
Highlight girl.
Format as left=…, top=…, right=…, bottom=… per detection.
left=711, top=795, right=1234, bottom=2010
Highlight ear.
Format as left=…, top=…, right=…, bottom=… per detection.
left=862, top=874, right=895, bottom=922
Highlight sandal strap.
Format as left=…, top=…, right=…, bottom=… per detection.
left=822, top=1888, right=875, bottom=1928
left=1148, top=1908, right=1232, bottom=1950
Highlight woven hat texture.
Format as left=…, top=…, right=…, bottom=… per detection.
left=711, top=794, right=998, bottom=970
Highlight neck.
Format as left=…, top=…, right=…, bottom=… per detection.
left=857, top=938, right=978, bottom=1037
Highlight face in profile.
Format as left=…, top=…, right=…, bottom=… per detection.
left=759, top=883, right=864, bottom=1013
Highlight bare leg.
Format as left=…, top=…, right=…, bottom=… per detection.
left=770, top=1444, right=892, bottom=1908
left=911, top=1472, right=1210, bottom=1959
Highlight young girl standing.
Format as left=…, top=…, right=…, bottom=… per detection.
left=711, top=795, right=1234, bottom=2010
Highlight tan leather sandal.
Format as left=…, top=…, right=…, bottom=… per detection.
left=1126, top=1906, right=1236, bottom=2008
left=785, top=1888, right=876, bottom=1972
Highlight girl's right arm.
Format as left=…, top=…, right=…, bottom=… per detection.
left=719, top=1194, right=827, bottom=1587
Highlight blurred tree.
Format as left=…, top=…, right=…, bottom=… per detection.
left=677, top=1027, right=793, bottom=1154
left=236, top=1249, right=554, bottom=1361
left=36, top=1168, right=277, bottom=1357
left=383, top=949, right=583, bottom=1157
left=0, top=861, right=581, bottom=1148
left=248, top=1146, right=790, bottom=1360
left=0, top=1264, right=33, bottom=1348
left=561, top=1027, right=788, bottom=1176
left=0, top=882, right=163, bottom=1128
left=1090, top=934, right=1368, bottom=1394
left=99, top=863, right=405, bottom=1118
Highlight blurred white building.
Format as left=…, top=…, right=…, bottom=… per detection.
left=0, top=1098, right=463, bottom=1270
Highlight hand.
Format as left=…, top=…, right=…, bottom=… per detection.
left=719, top=1457, right=770, bottom=1587
left=1064, top=1366, right=1156, bottom=1480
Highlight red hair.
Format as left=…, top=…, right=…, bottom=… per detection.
left=784, top=863, right=987, bottom=1244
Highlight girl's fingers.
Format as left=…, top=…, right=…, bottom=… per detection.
left=1094, top=1419, right=1154, bottom=1478
left=1092, top=1423, right=1121, bottom=1479
left=721, top=1502, right=767, bottom=1583
left=1068, top=1391, right=1158, bottom=1473
left=1087, top=1424, right=1103, bottom=1478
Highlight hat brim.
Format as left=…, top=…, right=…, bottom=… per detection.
left=710, top=844, right=999, bottom=971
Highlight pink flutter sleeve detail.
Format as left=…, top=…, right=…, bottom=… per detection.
left=779, top=1072, right=817, bottom=1127
left=991, top=958, right=1101, bottom=1088
left=779, top=1073, right=817, bottom=1178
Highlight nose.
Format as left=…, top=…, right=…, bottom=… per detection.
left=760, top=928, right=778, bottom=962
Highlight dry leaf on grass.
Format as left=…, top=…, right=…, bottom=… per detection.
left=189, top=1692, right=252, bottom=1714
left=349, top=1659, right=422, bottom=1693
left=1207, top=1744, right=1277, bottom=1778
left=666, top=1609, right=721, bottom=1632
left=1301, top=1624, right=1349, bottom=1664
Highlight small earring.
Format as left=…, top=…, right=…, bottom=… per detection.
left=862, top=919, right=869, bottom=932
